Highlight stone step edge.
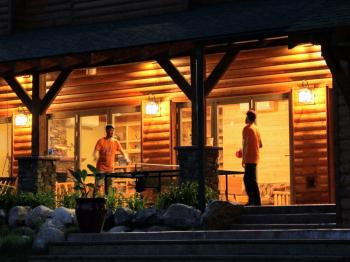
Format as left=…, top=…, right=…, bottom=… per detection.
left=67, top=228, right=342, bottom=241
left=29, top=254, right=350, bottom=262
left=51, top=238, right=350, bottom=247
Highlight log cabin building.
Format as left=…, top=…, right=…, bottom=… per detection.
left=0, top=0, right=350, bottom=224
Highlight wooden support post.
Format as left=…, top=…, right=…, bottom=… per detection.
left=31, top=73, right=47, bottom=156
left=191, top=45, right=206, bottom=211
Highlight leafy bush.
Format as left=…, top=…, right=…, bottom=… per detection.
left=105, top=188, right=124, bottom=212
left=0, top=233, right=33, bottom=254
left=0, top=191, right=56, bottom=211
left=58, top=192, right=79, bottom=209
left=156, top=182, right=218, bottom=210
left=126, top=193, right=146, bottom=211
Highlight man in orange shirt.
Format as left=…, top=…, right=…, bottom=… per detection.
left=242, top=110, right=262, bottom=206
left=93, top=124, right=129, bottom=173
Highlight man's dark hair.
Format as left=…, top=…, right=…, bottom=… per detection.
left=246, top=110, right=257, bottom=122
left=106, top=124, right=114, bottom=131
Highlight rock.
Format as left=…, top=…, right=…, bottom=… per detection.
left=40, top=218, right=66, bottom=232
left=162, top=203, right=201, bottom=229
left=108, top=226, right=130, bottom=233
left=0, top=209, right=6, bottom=225
left=25, top=205, right=53, bottom=228
left=133, top=207, right=163, bottom=227
left=8, top=206, right=31, bottom=227
left=32, top=225, right=65, bottom=251
left=103, top=209, right=115, bottom=230
left=200, top=200, right=243, bottom=230
left=52, top=207, right=75, bottom=225
left=114, top=207, right=135, bottom=226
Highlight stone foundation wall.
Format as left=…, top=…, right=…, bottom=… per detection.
left=16, top=156, right=59, bottom=193
left=175, top=146, right=220, bottom=191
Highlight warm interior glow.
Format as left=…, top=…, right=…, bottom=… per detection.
left=15, top=113, right=29, bottom=126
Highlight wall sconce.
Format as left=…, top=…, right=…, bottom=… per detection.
left=145, top=94, right=159, bottom=115
left=298, top=80, right=314, bottom=104
left=14, top=108, right=29, bottom=127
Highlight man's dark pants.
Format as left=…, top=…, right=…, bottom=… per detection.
left=244, top=163, right=261, bottom=206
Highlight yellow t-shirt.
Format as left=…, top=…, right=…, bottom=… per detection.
left=95, top=137, right=122, bottom=172
left=243, top=124, right=262, bottom=164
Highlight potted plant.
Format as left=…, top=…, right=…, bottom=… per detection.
left=69, top=164, right=107, bottom=233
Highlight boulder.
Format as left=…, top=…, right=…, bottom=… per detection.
left=133, top=207, right=163, bottom=227
left=200, top=200, right=243, bottom=229
left=108, top=225, right=130, bottom=233
left=32, top=224, right=65, bottom=251
left=114, top=207, right=135, bottom=226
left=8, top=206, right=31, bottom=227
left=0, top=209, right=6, bottom=225
left=103, top=209, right=115, bottom=230
left=52, top=207, right=75, bottom=225
left=40, top=218, right=66, bottom=232
left=25, top=205, right=53, bottom=228
left=162, top=203, right=201, bottom=229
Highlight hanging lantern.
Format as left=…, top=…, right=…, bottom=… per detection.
left=15, top=113, right=29, bottom=126
left=145, top=94, right=159, bottom=115
left=298, top=80, right=314, bottom=104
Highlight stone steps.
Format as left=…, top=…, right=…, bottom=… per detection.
left=29, top=254, right=350, bottom=262
left=28, top=204, right=341, bottom=262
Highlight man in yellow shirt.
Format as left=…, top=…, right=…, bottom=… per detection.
left=242, top=110, right=262, bottom=206
left=93, top=124, right=129, bottom=173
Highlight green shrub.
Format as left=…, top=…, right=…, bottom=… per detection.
left=58, top=192, right=79, bottom=209
left=126, top=193, right=146, bottom=211
left=0, top=233, right=33, bottom=254
left=156, top=182, right=218, bottom=210
left=0, top=191, right=56, bottom=211
left=105, top=188, right=124, bottom=212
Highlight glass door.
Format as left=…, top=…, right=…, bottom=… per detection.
left=80, top=114, right=107, bottom=171
left=48, top=116, right=76, bottom=174
left=255, top=99, right=291, bottom=205
left=217, top=102, right=249, bottom=203
left=0, top=118, right=12, bottom=177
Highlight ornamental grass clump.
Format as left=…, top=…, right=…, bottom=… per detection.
left=156, top=181, right=218, bottom=210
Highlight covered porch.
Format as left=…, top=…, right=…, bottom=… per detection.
left=0, top=0, right=349, bottom=224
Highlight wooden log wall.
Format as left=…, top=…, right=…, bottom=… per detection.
left=12, top=119, right=31, bottom=177
left=13, top=0, right=188, bottom=30
left=292, top=86, right=331, bottom=204
left=141, top=100, right=172, bottom=165
left=0, top=45, right=333, bottom=204
left=0, top=0, right=11, bottom=35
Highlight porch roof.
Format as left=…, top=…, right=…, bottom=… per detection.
left=0, top=0, right=349, bottom=64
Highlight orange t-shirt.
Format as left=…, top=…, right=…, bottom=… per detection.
left=95, top=137, right=122, bottom=172
left=242, top=124, right=262, bottom=164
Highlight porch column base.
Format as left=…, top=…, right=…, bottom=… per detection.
left=175, top=146, right=221, bottom=191
left=16, top=156, right=60, bottom=193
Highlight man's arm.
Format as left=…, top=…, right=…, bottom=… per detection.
left=116, top=140, right=130, bottom=163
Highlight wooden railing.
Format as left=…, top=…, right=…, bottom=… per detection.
left=273, top=190, right=290, bottom=206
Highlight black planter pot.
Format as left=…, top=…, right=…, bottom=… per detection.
left=75, top=198, right=107, bottom=233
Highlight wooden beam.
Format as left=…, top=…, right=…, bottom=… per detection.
left=157, top=58, right=192, bottom=100
left=205, top=48, right=239, bottom=96
left=3, top=75, right=32, bottom=112
left=321, top=43, right=350, bottom=105
left=40, top=70, right=72, bottom=114
left=31, top=73, right=47, bottom=156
